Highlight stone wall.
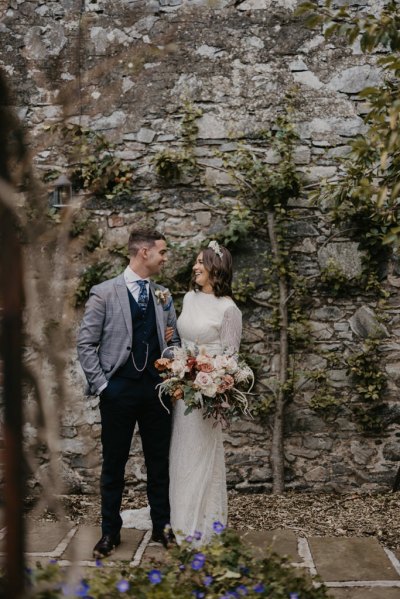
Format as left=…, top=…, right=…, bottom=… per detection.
left=1, top=0, right=400, bottom=494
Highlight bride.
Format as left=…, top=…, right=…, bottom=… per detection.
left=121, top=240, right=242, bottom=545
left=169, top=240, right=242, bottom=544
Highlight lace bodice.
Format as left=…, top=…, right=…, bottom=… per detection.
left=177, top=291, right=242, bottom=355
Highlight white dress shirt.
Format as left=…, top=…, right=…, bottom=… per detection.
left=123, top=266, right=150, bottom=301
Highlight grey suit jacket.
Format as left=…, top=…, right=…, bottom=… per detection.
left=77, top=273, right=180, bottom=396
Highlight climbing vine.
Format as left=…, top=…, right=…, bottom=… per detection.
left=216, top=105, right=305, bottom=493
left=44, top=123, right=136, bottom=200
left=298, top=0, right=400, bottom=257
left=296, top=0, right=397, bottom=434
left=74, top=262, right=115, bottom=307
left=152, top=101, right=203, bottom=182
left=345, top=338, right=388, bottom=434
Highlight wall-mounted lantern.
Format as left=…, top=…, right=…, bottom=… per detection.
left=49, top=174, right=72, bottom=208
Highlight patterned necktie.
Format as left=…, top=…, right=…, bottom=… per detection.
left=137, top=280, right=148, bottom=315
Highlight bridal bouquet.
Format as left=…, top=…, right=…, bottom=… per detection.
left=155, top=346, right=254, bottom=427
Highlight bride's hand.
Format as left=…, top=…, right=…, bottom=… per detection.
left=165, top=326, right=174, bottom=343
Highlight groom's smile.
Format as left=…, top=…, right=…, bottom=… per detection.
left=144, top=239, right=168, bottom=276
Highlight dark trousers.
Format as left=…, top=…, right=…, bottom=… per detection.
left=99, top=372, right=171, bottom=536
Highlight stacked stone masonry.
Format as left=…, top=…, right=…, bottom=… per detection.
left=1, top=0, right=399, bottom=494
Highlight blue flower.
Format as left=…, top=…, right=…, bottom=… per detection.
left=179, top=564, right=186, bottom=571
left=49, top=559, right=58, bottom=565
left=62, top=581, right=90, bottom=597
left=203, top=575, right=214, bottom=586
left=191, top=552, right=206, bottom=570
left=236, top=584, right=248, bottom=595
left=289, top=594, right=299, bottom=599
left=253, top=583, right=265, bottom=593
left=213, top=521, right=225, bottom=534
left=95, top=558, right=103, bottom=567
left=77, top=582, right=90, bottom=597
left=116, top=579, right=130, bottom=592
left=227, top=591, right=239, bottom=598
left=193, top=592, right=205, bottom=599
left=148, top=569, right=163, bottom=584
left=185, top=535, right=194, bottom=543
left=194, top=530, right=203, bottom=540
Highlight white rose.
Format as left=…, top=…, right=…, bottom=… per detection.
left=202, top=383, right=218, bottom=398
left=214, top=355, right=229, bottom=369
left=172, top=359, right=188, bottom=378
left=225, top=357, right=239, bottom=373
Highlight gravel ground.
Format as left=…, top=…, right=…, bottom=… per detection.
left=29, top=490, right=400, bottom=552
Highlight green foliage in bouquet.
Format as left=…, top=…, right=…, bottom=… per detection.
left=10, top=528, right=329, bottom=598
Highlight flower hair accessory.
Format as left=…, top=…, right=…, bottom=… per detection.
left=208, top=240, right=223, bottom=259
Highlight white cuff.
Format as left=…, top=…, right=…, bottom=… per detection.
left=98, top=381, right=108, bottom=395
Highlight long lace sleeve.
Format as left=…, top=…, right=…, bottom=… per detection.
left=220, top=304, right=242, bottom=353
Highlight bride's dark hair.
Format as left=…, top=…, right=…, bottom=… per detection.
left=191, top=244, right=233, bottom=298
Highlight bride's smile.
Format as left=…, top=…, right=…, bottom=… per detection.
left=193, top=252, right=213, bottom=293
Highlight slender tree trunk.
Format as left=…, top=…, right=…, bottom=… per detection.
left=267, top=210, right=289, bottom=494
left=0, top=199, right=25, bottom=598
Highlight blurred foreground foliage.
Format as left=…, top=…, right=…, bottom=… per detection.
left=4, top=528, right=329, bottom=598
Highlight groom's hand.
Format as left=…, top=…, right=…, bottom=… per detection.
left=165, top=326, right=174, bottom=343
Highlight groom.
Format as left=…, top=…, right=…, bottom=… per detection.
left=77, top=228, right=180, bottom=558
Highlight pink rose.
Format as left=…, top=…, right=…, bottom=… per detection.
left=194, top=371, right=213, bottom=387
left=198, top=362, right=214, bottom=373
left=217, top=375, right=235, bottom=393
left=194, top=371, right=217, bottom=397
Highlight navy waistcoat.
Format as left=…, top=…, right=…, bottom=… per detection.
left=116, top=289, right=161, bottom=379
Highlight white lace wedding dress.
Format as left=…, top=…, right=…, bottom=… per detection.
left=121, top=290, right=242, bottom=543
left=169, top=290, right=242, bottom=545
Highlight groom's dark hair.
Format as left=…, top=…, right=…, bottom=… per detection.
left=128, top=228, right=166, bottom=256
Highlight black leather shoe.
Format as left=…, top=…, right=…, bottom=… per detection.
left=151, top=527, right=176, bottom=549
left=93, top=533, right=121, bottom=558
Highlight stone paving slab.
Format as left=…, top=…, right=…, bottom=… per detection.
left=141, top=542, right=167, bottom=566
left=0, top=521, right=73, bottom=555
left=3, top=519, right=400, bottom=595
left=308, top=537, right=400, bottom=582
left=62, top=526, right=144, bottom=562
left=238, top=530, right=299, bottom=561
left=26, top=522, right=74, bottom=554
left=329, top=588, right=400, bottom=599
